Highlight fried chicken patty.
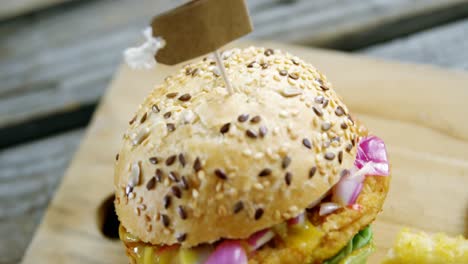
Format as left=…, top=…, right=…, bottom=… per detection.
left=249, top=175, right=390, bottom=264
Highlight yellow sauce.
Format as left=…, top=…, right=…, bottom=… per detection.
left=285, top=221, right=323, bottom=250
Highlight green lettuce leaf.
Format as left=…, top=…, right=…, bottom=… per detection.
left=323, top=226, right=373, bottom=264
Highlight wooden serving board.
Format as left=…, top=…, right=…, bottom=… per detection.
left=22, top=42, right=468, bottom=263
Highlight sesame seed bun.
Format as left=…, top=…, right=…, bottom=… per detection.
left=114, top=47, right=361, bottom=247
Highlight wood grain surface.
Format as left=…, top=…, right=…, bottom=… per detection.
left=0, top=130, right=84, bottom=263
left=21, top=42, right=468, bottom=263
left=363, top=18, right=468, bottom=70
left=0, top=0, right=70, bottom=20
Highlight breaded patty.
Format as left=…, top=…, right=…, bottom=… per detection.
left=249, top=175, right=390, bottom=264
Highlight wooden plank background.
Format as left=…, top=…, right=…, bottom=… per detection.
left=0, top=0, right=70, bottom=20
left=1, top=0, right=468, bottom=263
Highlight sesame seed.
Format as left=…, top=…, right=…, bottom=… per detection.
left=352, top=137, right=356, bottom=146
left=213, top=68, right=221, bottom=77
left=138, top=204, right=147, bottom=211
left=145, top=214, right=151, bottom=222
left=193, top=157, right=202, bottom=172
left=152, top=104, right=160, bottom=113
left=302, top=138, right=312, bottom=149
left=180, top=176, right=189, bottom=190
left=161, top=214, right=170, bottom=227
left=323, top=99, right=329, bottom=108
left=172, top=186, right=182, bottom=198
left=348, top=115, right=355, bottom=125
left=163, top=112, right=172, bottom=119
left=346, top=144, right=353, bottom=152
left=341, top=122, right=348, bottom=129
left=259, top=126, right=268, bottom=138
left=260, top=62, right=269, bottom=69
left=156, top=169, right=163, bottom=182
left=338, top=151, right=343, bottom=164
left=178, top=154, right=186, bottom=167
left=340, top=169, right=350, bottom=178
left=140, top=112, right=147, bottom=123
left=233, top=201, right=244, bottom=214
left=259, top=168, right=272, bottom=177
left=215, top=169, right=228, bottom=180
left=149, top=157, right=159, bottom=164
left=254, top=208, right=264, bottom=220
left=115, top=154, right=119, bottom=161
left=238, top=114, right=249, bottom=122
left=185, top=68, right=192, bottom=75
left=166, top=155, right=177, bottom=166
left=125, top=185, right=133, bottom=196
left=177, top=205, right=187, bottom=220
left=191, top=68, right=199, bottom=76
left=168, top=171, right=180, bottom=182
left=253, top=183, right=264, bottom=190
left=129, top=115, right=137, bottom=125
left=250, top=115, right=261, bottom=123
left=247, top=61, right=256, bottom=68
left=325, top=152, right=335, bottom=160
left=288, top=73, right=299, bottom=80
left=163, top=195, right=171, bottom=209
left=246, top=129, right=258, bottom=138
left=177, top=233, right=187, bottom=242
left=335, top=106, right=345, bottom=116
left=309, top=167, right=317, bottom=178
left=285, top=172, right=292, bottom=186
left=279, top=70, right=288, bottom=76
left=166, top=92, right=178, bottom=98
left=220, top=123, right=231, bottom=134
left=146, top=177, right=156, bottom=190
left=291, top=58, right=300, bottom=65
left=282, top=156, right=291, bottom=169
left=312, top=106, right=323, bottom=117
left=264, top=48, right=274, bottom=56
left=178, top=93, right=191, bottom=102
left=167, top=123, right=176, bottom=132
left=322, top=122, right=331, bottom=131
left=315, top=96, right=324, bottom=104
left=320, top=85, right=329, bottom=91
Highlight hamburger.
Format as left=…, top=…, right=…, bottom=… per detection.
left=114, top=47, right=390, bottom=264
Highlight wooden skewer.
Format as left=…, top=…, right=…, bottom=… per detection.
left=213, top=49, right=234, bottom=94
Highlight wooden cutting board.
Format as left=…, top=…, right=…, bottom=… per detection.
left=22, top=42, right=468, bottom=263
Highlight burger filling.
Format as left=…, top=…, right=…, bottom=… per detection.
left=119, top=136, right=388, bottom=264
left=120, top=221, right=373, bottom=264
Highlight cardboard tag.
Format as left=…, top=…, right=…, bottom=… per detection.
left=151, top=0, right=253, bottom=65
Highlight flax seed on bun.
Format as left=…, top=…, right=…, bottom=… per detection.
left=114, top=47, right=361, bottom=248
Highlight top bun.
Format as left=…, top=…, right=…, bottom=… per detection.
left=114, top=47, right=360, bottom=247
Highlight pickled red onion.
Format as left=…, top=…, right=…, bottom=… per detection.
left=287, top=212, right=305, bottom=226
left=333, top=136, right=389, bottom=206
left=319, top=202, right=341, bottom=216
left=204, top=241, right=247, bottom=264
left=354, top=136, right=389, bottom=176
left=246, top=229, right=275, bottom=251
